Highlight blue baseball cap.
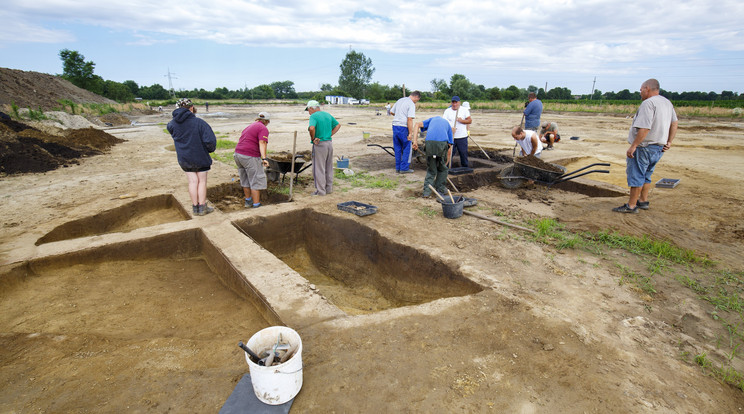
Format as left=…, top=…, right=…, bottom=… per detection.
left=451, top=96, right=460, bottom=102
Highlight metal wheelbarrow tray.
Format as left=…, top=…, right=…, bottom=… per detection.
left=266, top=155, right=312, bottom=183
left=500, top=160, right=611, bottom=189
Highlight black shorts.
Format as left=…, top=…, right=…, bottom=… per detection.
left=545, top=133, right=561, bottom=142
left=180, top=165, right=211, bottom=172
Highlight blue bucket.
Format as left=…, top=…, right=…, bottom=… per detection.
left=336, top=158, right=349, bottom=168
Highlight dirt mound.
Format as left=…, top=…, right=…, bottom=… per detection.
left=270, top=150, right=311, bottom=162
left=99, top=112, right=131, bottom=126
left=0, top=117, right=125, bottom=174
left=0, top=67, right=115, bottom=111
left=516, top=154, right=565, bottom=173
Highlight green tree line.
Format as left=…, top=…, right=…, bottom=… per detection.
left=59, top=49, right=742, bottom=104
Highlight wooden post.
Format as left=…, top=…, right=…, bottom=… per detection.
left=288, top=131, right=297, bottom=201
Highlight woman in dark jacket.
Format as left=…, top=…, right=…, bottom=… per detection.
left=167, top=98, right=217, bottom=215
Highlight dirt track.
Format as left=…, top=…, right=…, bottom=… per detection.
left=1, top=104, right=743, bottom=412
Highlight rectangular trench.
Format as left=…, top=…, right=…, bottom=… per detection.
left=0, top=228, right=281, bottom=412
left=233, top=209, right=484, bottom=315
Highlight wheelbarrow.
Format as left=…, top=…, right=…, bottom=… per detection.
left=499, top=159, right=610, bottom=189
left=366, top=144, right=425, bottom=164
left=266, top=155, right=312, bottom=183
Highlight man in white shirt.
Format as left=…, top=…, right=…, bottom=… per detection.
left=613, top=78, right=678, bottom=214
left=390, top=91, right=421, bottom=173
left=511, top=126, right=543, bottom=158
left=442, top=96, right=472, bottom=167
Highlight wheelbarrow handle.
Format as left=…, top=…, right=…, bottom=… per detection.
left=366, top=144, right=396, bottom=157
left=552, top=169, right=610, bottom=184
left=559, top=163, right=611, bottom=180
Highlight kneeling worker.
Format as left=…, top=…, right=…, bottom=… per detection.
left=540, top=121, right=560, bottom=150
left=511, top=125, right=543, bottom=158
left=412, top=116, right=453, bottom=198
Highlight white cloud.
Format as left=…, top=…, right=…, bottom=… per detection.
left=0, top=10, right=75, bottom=44
left=2, top=0, right=742, bottom=92
left=5, top=0, right=743, bottom=54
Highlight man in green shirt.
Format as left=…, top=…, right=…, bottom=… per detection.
left=305, top=100, right=340, bottom=195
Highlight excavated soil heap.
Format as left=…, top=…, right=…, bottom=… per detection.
left=0, top=116, right=125, bottom=174
left=516, top=154, right=565, bottom=173
left=270, top=150, right=311, bottom=162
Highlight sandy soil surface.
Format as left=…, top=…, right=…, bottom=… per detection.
left=1, top=103, right=743, bottom=412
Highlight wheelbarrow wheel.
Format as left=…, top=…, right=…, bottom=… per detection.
left=499, top=165, right=526, bottom=189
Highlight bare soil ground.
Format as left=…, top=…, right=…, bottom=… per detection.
left=1, top=96, right=743, bottom=412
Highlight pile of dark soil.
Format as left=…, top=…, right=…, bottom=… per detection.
left=467, top=149, right=513, bottom=163
left=516, top=155, right=565, bottom=173
left=0, top=116, right=125, bottom=174
left=270, top=150, right=311, bottom=162
left=0, top=67, right=115, bottom=111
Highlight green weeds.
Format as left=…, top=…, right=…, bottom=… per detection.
left=214, top=139, right=235, bottom=150
left=418, top=206, right=438, bottom=218
left=616, top=264, right=657, bottom=295
left=26, top=106, right=46, bottom=121
left=333, top=170, right=397, bottom=190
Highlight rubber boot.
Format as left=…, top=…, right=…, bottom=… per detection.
left=192, top=205, right=199, bottom=215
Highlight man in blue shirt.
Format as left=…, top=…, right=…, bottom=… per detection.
left=523, top=92, right=543, bottom=131
left=412, top=116, right=453, bottom=198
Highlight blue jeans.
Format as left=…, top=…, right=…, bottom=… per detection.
left=392, top=126, right=412, bottom=171
left=626, top=145, right=663, bottom=187
left=451, top=137, right=469, bottom=167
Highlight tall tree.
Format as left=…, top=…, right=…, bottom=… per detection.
left=59, top=49, right=98, bottom=92
left=270, top=81, right=297, bottom=98
left=338, top=50, right=375, bottom=99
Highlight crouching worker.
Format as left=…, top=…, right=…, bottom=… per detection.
left=511, top=125, right=543, bottom=158
left=413, top=116, right=453, bottom=198
left=540, top=121, right=560, bottom=150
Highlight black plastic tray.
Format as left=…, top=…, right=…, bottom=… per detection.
left=449, top=166, right=474, bottom=175
left=656, top=178, right=680, bottom=188
left=337, top=201, right=378, bottom=216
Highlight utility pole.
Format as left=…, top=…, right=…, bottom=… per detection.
left=164, top=68, right=177, bottom=98
left=402, top=83, right=406, bottom=97
left=590, top=77, right=597, bottom=100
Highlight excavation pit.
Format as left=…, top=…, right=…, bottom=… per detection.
left=233, top=209, right=484, bottom=315
left=208, top=181, right=292, bottom=212
left=35, top=194, right=190, bottom=246
left=1, top=229, right=280, bottom=412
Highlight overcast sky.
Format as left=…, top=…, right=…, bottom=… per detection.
left=1, top=0, right=742, bottom=95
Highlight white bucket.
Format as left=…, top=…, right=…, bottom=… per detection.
left=244, top=326, right=303, bottom=405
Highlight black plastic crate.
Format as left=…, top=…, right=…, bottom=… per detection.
left=656, top=178, right=680, bottom=188
left=337, top=201, right=378, bottom=216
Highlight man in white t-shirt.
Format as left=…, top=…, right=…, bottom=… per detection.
left=511, top=126, right=543, bottom=157
left=613, top=78, right=678, bottom=214
left=390, top=91, right=421, bottom=173
left=442, top=96, right=472, bottom=167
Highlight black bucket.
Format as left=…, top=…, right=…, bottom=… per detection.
left=441, top=196, right=465, bottom=219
